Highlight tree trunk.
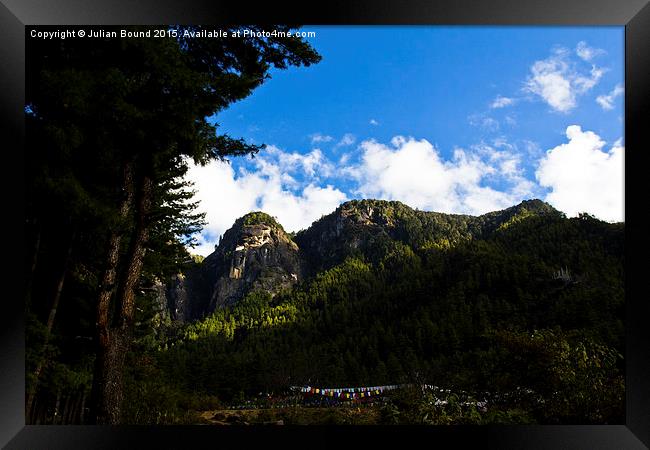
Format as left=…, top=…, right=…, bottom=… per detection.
left=68, top=393, right=76, bottom=424
left=61, top=394, right=71, bottom=424
left=53, top=389, right=61, bottom=424
left=92, top=168, right=152, bottom=425
left=26, top=229, right=75, bottom=419
left=90, top=161, right=135, bottom=424
left=67, top=391, right=78, bottom=424
left=28, top=394, right=36, bottom=424
left=33, top=396, right=40, bottom=425
left=79, top=389, right=87, bottom=424
left=45, top=233, right=74, bottom=332
left=116, top=175, right=153, bottom=328
left=34, top=396, right=39, bottom=424
left=95, top=330, right=132, bottom=424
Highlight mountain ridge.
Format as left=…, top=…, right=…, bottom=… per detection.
left=160, top=198, right=577, bottom=321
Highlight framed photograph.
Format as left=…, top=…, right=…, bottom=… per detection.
left=2, top=0, right=648, bottom=448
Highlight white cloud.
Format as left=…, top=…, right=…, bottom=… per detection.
left=490, top=95, right=515, bottom=109
left=573, top=65, right=606, bottom=93
left=369, top=119, right=379, bottom=126
left=335, top=133, right=356, bottom=148
left=596, top=84, right=624, bottom=110
left=310, top=133, right=333, bottom=144
left=475, top=141, right=537, bottom=197
left=482, top=117, right=499, bottom=131
left=468, top=113, right=500, bottom=131
left=522, top=140, right=542, bottom=157
left=185, top=147, right=346, bottom=256
left=576, top=41, right=606, bottom=62
left=345, top=136, right=533, bottom=215
left=525, top=47, right=605, bottom=113
left=536, top=125, right=623, bottom=222
left=339, top=152, right=352, bottom=165
left=262, top=145, right=334, bottom=178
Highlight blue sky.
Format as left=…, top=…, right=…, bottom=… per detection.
left=187, top=26, right=624, bottom=256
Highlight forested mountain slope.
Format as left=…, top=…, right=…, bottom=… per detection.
left=165, top=199, right=573, bottom=318
left=127, top=199, right=624, bottom=424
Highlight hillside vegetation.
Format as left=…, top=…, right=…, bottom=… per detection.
left=120, top=200, right=624, bottom=424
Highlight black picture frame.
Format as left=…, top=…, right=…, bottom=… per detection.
left=2, top=0, right=648, bottom=448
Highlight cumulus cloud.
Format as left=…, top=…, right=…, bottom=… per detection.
left=369, top=119, right=379, bottom=126
left=261, top=145, right=334, bottom=178
left=335, top=133, right=356, bottom=148
left=525, top=47, right=606, bottom=113
left=596, top=84, right=624, bottom=110
left=475, top=140, right=537, bottom=197
left=490, top=95, right=515, bottom=109
left=576, top=41, right=606, bottom=62
left=185, top=147, right=346, bottom=256
left=310, top=133, right=333, bottom=144
left=536, top=125, right=623, bottom=222
left=345, top=136, right=534, bottom=215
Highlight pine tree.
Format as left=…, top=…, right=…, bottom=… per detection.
left=26, top=25, right=321, bottom=424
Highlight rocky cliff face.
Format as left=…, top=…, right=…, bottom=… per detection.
left=294, top=200, right=402, bottom=274
left=151, top=267, right=208, bottom=323
left=201, top=212, right=303, bottom=310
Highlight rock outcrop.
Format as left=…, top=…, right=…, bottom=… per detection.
left=294, top=200, right=403, bottom=274
left=201, top=212, right=303, bottom=310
